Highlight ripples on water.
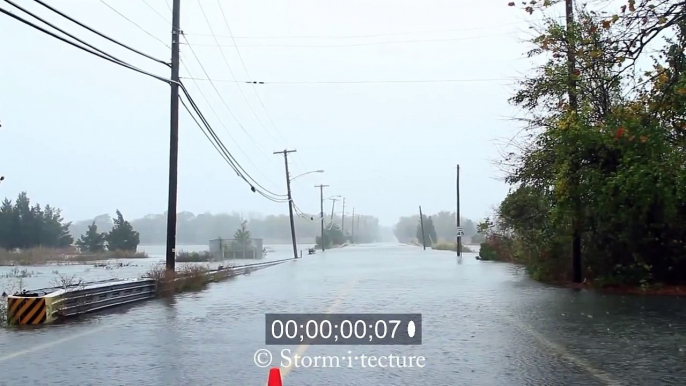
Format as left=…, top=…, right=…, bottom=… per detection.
left=1, top=244, right=685, bottom=385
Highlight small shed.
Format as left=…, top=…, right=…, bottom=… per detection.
left=209, top=238, right=264, bottom=260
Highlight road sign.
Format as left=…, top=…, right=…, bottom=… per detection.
left=456, top=227, right=465, bottom=237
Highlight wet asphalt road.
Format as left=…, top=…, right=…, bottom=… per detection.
left=1, top=243, right=685, bottom=385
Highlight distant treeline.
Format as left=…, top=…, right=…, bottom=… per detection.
left=393, top=211, right=478, bottom=244
left=70, top=211, right=385, bottom=245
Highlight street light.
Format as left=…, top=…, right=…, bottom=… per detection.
left=290, top=170, right=324, bottom=182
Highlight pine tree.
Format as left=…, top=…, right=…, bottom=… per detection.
left=0, top=193, right=73, bottom=249
left=75, top=221, right=106, bottom=253
left=232, top=221, right=252, bottom=248
left=105, top=210, right=140, bottom=252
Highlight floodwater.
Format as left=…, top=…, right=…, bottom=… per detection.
left=0, top=244, right=294, bottom=293
left=0, top=243, right=685, bottom=385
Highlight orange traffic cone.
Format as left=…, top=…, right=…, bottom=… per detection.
left=267, top=367, right=282, bottom=386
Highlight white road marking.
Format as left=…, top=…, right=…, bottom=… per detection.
left=0, top=324, right=108, bottom=363
left=280, top=277, right=359, bottom=379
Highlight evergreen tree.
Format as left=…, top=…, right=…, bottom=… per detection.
left=75, top=222, right=106, bottom=253
left=105, top=210, right=140, bottom=252
left=232, top=221, right=252, bottom=248
left=0, top=199, right=14, bottom=249
left=0, top=193, right=73, bottom=249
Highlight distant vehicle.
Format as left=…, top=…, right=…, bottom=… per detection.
left=308, top=248, right=316, bottom=255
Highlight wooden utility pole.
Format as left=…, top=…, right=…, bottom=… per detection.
left=329, top=198, right=338, bottom=224
left=566, top=0, right=582, bottom=283
left=341, top=197, right=346, bottom=234
left=315, top=184, right=329, bottom=251
left=351, top=207, right=355, bottom=243
left=456, top=164, right=462, bottom=257
left=274, top=149, right=298, bottom=259
left=419, top=205, right=426, bottom=250
left=165, top=0, right=181, bottom=272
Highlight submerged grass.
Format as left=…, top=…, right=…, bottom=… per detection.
left=175, top=251, right=212, bottom=262
left=431, top=242, right=473, bottom=253
left=145, top=263, right=231, bottom=297
left=0, top=247, right=148, bottom=266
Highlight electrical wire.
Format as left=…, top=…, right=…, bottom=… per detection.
left=1, top=6, right=287, bottom=202
left=180, top=92, right=287, bottom=202
left=98, top=0, right=170, bottom=49
left=179, top=90, right=289, bottom=201
left=197, top=0, right=280, bottom=146
left=178, top=82, right=288, bottom=199
left=140, top=0, right=170, bottom=24
left=32, top=0, right=169, bottom=65
left=214, top=0, right=298, bottom=168
left=182, top=33, right=509, bottom=48
left=183, top=20, right=529, bottom=39
left=181, top=33, right=278, bottom=159
left=179, top=55, right=282, bottom=190
left=180, top=94, right=286, bottom=203
left=0, top=6, right=170, bottom=83
left=5, top=0, right=124, bottom=63
left=181, top=77, right=516, bottom=84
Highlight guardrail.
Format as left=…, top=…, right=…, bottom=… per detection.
left=6, top=257, right=297, bottom=326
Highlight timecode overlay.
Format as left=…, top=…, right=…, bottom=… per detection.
left=265, top=313, right=422, bottom=345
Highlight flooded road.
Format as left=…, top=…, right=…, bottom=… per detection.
left=1, top=243, right=685, bottom=385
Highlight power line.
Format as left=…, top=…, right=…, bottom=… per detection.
left=99, top=0, right=170, bottom=49
left=181, top=77, right=516, bottom=84
left=5, top=0, right=123, bottom=64
left=181, top=33, right=509, bottom=48
left=214, top=0, right=306, bottom=171
left=181, top=33, right=276, bottom=157
left=183, top=20, right=529, bottom=40
left=179, top=94, right=286, bottom=202
left=0, top=6, right=170, bottom=83
left=178, top=86, right=288, bottom=200
left=140, top=0, right=171, bottom=24
left=178, top=82, right=287, bottom=198
left=1, top=6, right=286, bottom=203
left=180, top=95, right=286, bottom=202
left=32, top=0, right=169, bottom=65
left=179, top=55, right=283, bottom=193
left=197, top=0, right=279, bottom=146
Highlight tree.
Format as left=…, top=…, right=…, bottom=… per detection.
left=416, top=215, right=437, bottom=246
left=0, top=192, right=73, bottom=250
left=75, top=222, right=106, bottom=253
left=232, top=220, right=252, bottom=249
left=106, top=210, right=140, bottom=252
left=316, top=224, right=345, bottom=248
left=495, top=1, right=686, bottom=285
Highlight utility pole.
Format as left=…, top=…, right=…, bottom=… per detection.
left=329, top=198, right=338, bottom=224
left=165, top=0, right=181, bottom=272
left=341, top=197, right=346, bottom=234
left=315, top=184, right=329, bottom=251
left=456, top=164, right=462, bottom=258
left=274, top=149, right=298, bottom=259
left=566, top=0, right=582, bottom=284
left=419, top=205, right=426, bottom=250
left=351, top=207, right=355, bottom=243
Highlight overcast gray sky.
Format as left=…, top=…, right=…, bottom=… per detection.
left=0, top=0, right=555, bottom=226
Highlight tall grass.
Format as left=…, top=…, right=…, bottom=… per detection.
left=0, top=247, right=148, bottom=266
left=175, top=251, right=212, bottom=262
left=431, top=242, right=473, bottom=253
left=145, top=263, right=215, bottom=296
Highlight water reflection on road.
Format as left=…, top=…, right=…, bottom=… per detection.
left=1, top=243, right=685, bottom=385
